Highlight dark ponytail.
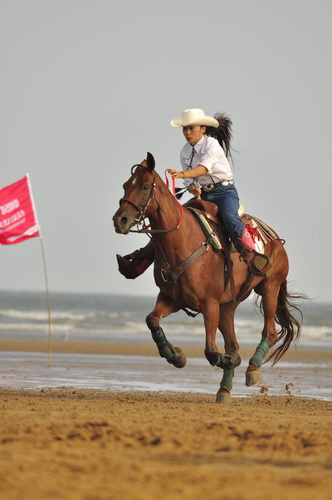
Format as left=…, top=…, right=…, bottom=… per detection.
left=205, top=113, right=233, bottom=161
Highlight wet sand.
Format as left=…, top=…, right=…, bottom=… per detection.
left=1, top=337, right=332, bottom=361
left=0, top=339, right=331, bottom=500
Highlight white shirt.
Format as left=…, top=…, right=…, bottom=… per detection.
left=180, top=135, right=233, bottom=187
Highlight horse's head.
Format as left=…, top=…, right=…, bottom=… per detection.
left=113, top=152, right=156, bottom=234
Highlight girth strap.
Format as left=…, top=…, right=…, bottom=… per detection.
left=235, top=268, right=255, bottom=302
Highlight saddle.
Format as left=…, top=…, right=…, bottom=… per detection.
left=184, top=198, right=279, bottom=301
left=117, top=198, right=279, bottom=300
left=184, top=198, right=279, bottom=252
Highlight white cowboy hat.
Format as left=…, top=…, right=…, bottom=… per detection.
left=170, top=108, right=219, bottom=128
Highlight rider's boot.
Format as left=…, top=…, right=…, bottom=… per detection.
left=234, top=227, right=271, bottom=276
left=116, top=241, right=155, bottom=279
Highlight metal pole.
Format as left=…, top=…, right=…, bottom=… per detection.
left=39, top=237, right=52, bottom=367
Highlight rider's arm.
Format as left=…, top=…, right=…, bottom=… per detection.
left=169, top=165, right=208, bottom=179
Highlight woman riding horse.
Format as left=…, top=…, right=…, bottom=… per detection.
left=113, top=152, right=302, bottom=403
left=118, top=108, right=270, bottom=279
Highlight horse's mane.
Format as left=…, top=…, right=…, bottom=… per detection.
left=205, top=113, right=233, bottom=162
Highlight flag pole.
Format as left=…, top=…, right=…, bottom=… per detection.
left=39, top=237, right=52, bottom=367
left=26, top=173, right=52, bottom=367
left=1, top=174, right=53, bottom=366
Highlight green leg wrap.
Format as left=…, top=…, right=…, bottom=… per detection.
left=208, top=352, right=238, bottom=370
left=152, top=328, right=174, bottom=362
left=220, top=368, right=234, bottom=393
left=249, top=338, right=270, bottom=368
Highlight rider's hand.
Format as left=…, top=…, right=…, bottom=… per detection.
left=169, top=169, right=184, bottom=179
left=189, top=184, right=201, bottom=198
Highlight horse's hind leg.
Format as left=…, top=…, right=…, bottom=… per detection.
left=245, top=282, right=280, bottom=386
left=202, top=299, right=241, bottom=404
left=215, top=302, right=241, bottom=404
left=146, top=292, right=186, bottom=368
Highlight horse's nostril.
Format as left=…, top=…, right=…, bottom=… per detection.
left=113, top=216, right=129, bottom=233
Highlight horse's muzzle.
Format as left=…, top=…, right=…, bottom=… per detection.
left=113, top=209, right=136, bottom=234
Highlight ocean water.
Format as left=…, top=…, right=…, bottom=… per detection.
left=0, top=289, right=331, bottom=346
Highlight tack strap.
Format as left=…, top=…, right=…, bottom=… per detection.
left=165, top=169, right=176, bottom=195
left=164, top=169, right=184, bottom=228
left=129, top=170, right=184, bottom=234
left=245, top=223, right=261, bottom=241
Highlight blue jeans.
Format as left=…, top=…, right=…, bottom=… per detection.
left=201, top=184, right=245, bottom=239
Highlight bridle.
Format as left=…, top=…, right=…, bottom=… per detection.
left=118, top=164, right=184, bottom=234
left=118, top=163, right=206, bottom=318
left=119, top=164, right=156, bottom=230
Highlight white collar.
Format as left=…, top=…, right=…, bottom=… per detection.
left=184, top=135, right=206, bottom=153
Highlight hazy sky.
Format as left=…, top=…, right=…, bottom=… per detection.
left=1, top=0, right=331, bottom=302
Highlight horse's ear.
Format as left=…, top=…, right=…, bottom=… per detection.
left=146, top=152, right=155, bottom=172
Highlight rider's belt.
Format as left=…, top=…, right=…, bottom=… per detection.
left=202, top=179, right=234, bottom=192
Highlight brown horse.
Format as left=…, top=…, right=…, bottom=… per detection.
left=113, top=153, right=302, bottom=403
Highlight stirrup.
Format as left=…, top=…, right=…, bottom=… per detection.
left=249, top=253, right=271, bottom=276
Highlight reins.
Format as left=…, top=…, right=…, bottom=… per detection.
left=117, top=162, right=211, bottom=317
left=120, top=166, right=184, bottom=234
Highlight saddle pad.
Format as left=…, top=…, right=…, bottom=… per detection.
left=187, top=207, right=222, bottom=250
left=188, top=208, right=279, bottom=253
left=242, top=214, right=280, bottom=245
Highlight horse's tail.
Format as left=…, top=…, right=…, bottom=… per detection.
left=205, top=113, right=233, bottom=161
left=263, top=280, right=304, bottom=365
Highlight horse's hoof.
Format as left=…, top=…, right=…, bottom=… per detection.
left=216, top=390, right=232, bottom=404
left=245, top=368, right=261, bottom=386
left=170, top=347, right=186, bottom=368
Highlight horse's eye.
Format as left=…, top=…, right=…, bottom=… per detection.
left=143, top=184, right=150, bottom=191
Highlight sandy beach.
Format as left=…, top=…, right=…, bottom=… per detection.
left=0, top=339, right=331, bottom=500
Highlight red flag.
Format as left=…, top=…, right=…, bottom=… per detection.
left=0, top=175, right=40, bottom=245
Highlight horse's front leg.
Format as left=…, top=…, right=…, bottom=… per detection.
left=146, top=292, right=186, bottom=368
